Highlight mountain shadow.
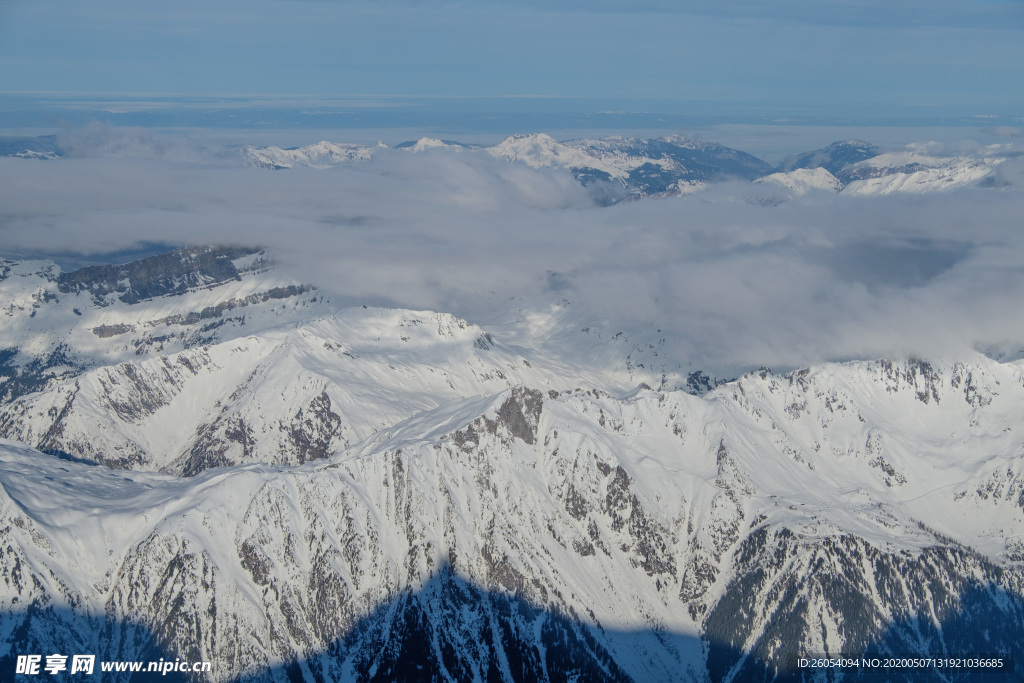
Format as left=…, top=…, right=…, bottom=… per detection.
left=1, top=564, right=1021, bottom=682
left=0, top=603, right=189, bottom=682
left=706, top=574, right=1022, bottom=683
left=249, top=565, right=702, bottom=683
left=252, top=563, right=1022, bottom=683
left=697, top=528, right=1024, bottom=683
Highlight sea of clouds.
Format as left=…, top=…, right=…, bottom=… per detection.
left=2, top=124, right=1023, bottom=374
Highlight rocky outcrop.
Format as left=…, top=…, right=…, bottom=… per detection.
left=58, top=246, right=260, bottom=306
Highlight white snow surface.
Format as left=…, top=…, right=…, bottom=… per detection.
left=236, top=134, right=1020, bottom=203
left=242, top=140, right=376, bottom=169
left=841, top=151, right=1000, bottom=195
left=2, top=350, right=1024, bottom=679
left=487, top=133, right=667, bottom=179
left=754, top=167, right=843, bottom=195
left=404, top=137, right=462, bottom=152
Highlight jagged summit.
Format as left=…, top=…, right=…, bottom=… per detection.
left=230, top=133, right=1011, bottom=201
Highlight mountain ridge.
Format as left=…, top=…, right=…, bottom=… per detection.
left=1, top=349, right=1023, bottom=680
left=1, top=246, right=1023, bottom=680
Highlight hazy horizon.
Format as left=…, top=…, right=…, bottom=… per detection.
left=2, top=0, right=1022, bottom=118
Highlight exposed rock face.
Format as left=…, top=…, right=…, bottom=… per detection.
left=57, top=245, right=260, bottom=306
left=489, top=387, right=543, bottom=445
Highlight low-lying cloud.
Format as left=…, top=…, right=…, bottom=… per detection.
left=3, top=126, right=1024, bottom=374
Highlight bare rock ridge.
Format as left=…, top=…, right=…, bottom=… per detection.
left=57, top=245, right=262, bottom=305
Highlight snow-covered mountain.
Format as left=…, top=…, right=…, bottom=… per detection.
left=0, top=250, right=697, bottom=474
left=758, top=141, right=1011, bottom=197
left=488, top=133, right=771, bottom=197
left=240, top=133, right=772, bottom=198
left=241, top=141, right=379, bottom=170
left=0, top=247, right=1023, bottom=681
left=0, top=134, right=62, bottom=161
left=8, top=131, right=1014, bottom=203
left=775, top=139, right=880, bottom=176
left=235, top=134, right=1018, bottom=203
left=0, top=246, right=326, bottom=404
left=838, top=150, right=1000, bottom=195
left=393, top=137, right=474, bottom=152
left=754, top=167, right=844, bottom=196
left=1, top=355, right=1023, bottom=681
left=0, top=308, right=571, bottom=474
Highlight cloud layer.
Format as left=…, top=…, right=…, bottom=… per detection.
left=3, top=126, right=1024, bottom=374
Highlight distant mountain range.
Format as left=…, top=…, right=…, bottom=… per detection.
left=0, top=133, right=61, bottom=160
left=5, top=132, right=1012, bottom=201
left=237, top=134, right=1011, bottom=200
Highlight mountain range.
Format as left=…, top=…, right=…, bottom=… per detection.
left=241, top=134, right=1015, bottom=200
left=4, top=132, right=1014, bottom=202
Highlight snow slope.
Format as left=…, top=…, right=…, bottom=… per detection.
left=241, top=141, right=377, bottom=169
left=840, top=151, right=999, bottom=195
left=753, top=167, right=843, bottom=196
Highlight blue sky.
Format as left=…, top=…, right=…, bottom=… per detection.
left=0, top=0, right=1022, bottom=118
